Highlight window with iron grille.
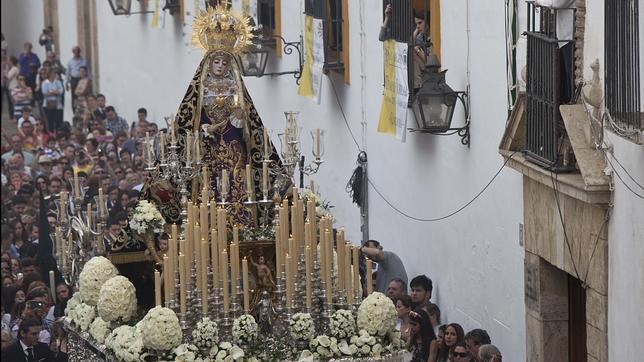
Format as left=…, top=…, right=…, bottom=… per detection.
left=304, top=0, right=349, bottom=80
left=605, top=0, right=642, bottom=132
left=257, top=0, right=276, bottom=40
left=380, top=1, right=440, bottom=100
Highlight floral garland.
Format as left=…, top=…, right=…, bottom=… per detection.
left=129, top=200, right=165, bottom=235
left=78, top=256, right=119, bottom=306
left=140, top=306, right=183, bottom=351
left=97, top=275, right=137, bottom=322
left=232, top=314, right=258, bottom=346
left=192, top=317, right=219, bottom=349
left=288, top=313, right=316, bottom=342
left=356, top=292, right=397, bottom=337
left=329, top=309, right=356, bottom=340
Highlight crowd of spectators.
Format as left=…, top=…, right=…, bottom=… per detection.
left=1, top=33, right=158, bottom=361
left=361, top=240, right=502, bottom=362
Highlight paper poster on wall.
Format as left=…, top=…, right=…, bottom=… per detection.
left=151, top=0, right=160, bottom=28
left=377, top=40, right=409, bottom=141
left=298, top=16, right=324, bottom=104
left=232, top=0, right=258, bottom=25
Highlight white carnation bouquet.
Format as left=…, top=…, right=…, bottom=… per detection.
left=140, top=306, right=183, bottom=351
left=97, top=275, right=137, bottom=322
left=192, top=317, right=219, bottom=349
left=89, top=317, right=111, bottom=344
left=173, top=343, right=208, bottom=362
left=232, top=314, right=258, bottom=345
left=350, top=329, right=384, bottom=357
left=302, top=188, right=334, bottom=221
left=329, top=309, right=356, bottom=340
left=64, top=292, right=82, bottom=323
left=105, top=325, right=144, bottom=362
left=309, top=335, right=340, bottom=359
left=289, top=313, right=316, bottom=341
left=209, top=341, right=245, bottom=361
left=78, top=256, right=119, bottom=306
left=73, top=302, right=96, bottom=332
left=129, top=200, right=165, bottom=234
left=357, top=292, right=397, bottom=336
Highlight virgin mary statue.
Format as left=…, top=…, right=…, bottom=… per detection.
left=139, top=5, right=283, bottom=226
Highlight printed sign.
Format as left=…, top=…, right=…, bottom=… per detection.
left=377, top=40, right=409, bottom=141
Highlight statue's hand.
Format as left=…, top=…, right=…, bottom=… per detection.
left=206, top=124, right=217, bottom=134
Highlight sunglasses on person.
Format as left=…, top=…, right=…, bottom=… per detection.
left=453, top=352, right=470, bottom=358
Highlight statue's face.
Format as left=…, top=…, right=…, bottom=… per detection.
left=211, top=54, right=231, bottom=77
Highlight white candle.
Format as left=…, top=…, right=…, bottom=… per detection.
left=195, top=131, right=201, bottom=161
left=186, top=132, right=192, bottom=164
left=246, top=164, right=253, bottom=198
left=222, top=169, right=228, bottom=197
left=49, top=271, right=56, bottom=303
left=242, top=258, right=250, bottom=312
left=154, top=270, right=161, bottom=306
left=98, top=188, right=106, bottom=218
left=160, top=132, right=166, bottom=161
left=171, top=114, right=177, bottom=144
left=73, top=170, right=80, bottom=199
left=263, top=128, right=269, bottom=158
left=262, top=162, right=268, bottom=194
left=315, top=128, right=321, bottom=158
left=179, top=254, right=186, bottom=315
left=146, top=132, right=153, bottom=162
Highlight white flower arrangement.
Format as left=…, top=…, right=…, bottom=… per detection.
left=129, top=200, right=166, bottom=235
left=209, top=341, right=245, bottom=361
left=232, top=314, right=258, bottom=345
left=173, top=343, right=208, bottom=362
left=140, top=306, right=183, bottom=351
left=105, top=325, right=144, bottom=362
left=357, top=292, right=397, bottom=337
left=192, top=317, right=219, bottom=349
left=302, top=188, right=334, bottom=221
left=329, top=309, right=356, bottom=340
left=349, top=329, right=382, bottom=357
left=89, top=317, right=111, bottom=344
left=309, top=335, right=340, bottom=359
left=79, top=256, right=119, bottom=306
left=289, top=313, right=316, bottom=341
left=64, top=292, right=82, bottom=323
left=73, top=302, right=96, bottom=332
left=384, top=328, right=404, bottom=353
left=97, top=275, right=137, bottom=322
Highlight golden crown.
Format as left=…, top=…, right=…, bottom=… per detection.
left=191, top=4, right=254, bottom=55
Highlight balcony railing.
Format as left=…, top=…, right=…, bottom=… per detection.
left=524, top=1, right=575, bottom=171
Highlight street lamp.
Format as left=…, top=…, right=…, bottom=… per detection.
left=409, top=56, right=470, bottom=146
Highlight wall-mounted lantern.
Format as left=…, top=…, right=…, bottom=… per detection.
left=238, top=36, right=304, bottom=84
left=108, top=0, right=153, bottom=16
left=409, top=56, right=470, bottom=146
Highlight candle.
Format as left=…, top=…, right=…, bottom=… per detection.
left=337, top=231, right=345, bottom=291
left=163, top=256, right=170, bottom=306
left=315, top=128, right=321, bottom=158
left=55, top=227, right=62, bottom=261
left=146, top=132, right=153, bottom=163
left=245, top=164, right=253, bottom=199
left=210, top=200, right=217, bottom=235
left=263, top=128, right=269, bottom=158
left=200, top=204, right=208, bottom=243
left=86, top=203, right=93, bottom=230
left=211, top=228, right=219, bottom=286
left=201, top=240, right=209, bottom=314
left=195, top=131, right=201, bottom=161
left=186, top=131, right=192, bottom=164
left=179, top=254, right=186, bottom=315
left=285, top=253, right=292, bottom=308
left=242, top=258, right=250, bottom=312
left=73, top=170, right=80, bottom=199
left=222, top=169, right=228, bottom=198
left=217, top=209, right=227, bottom=258
left=59, top=192, right=67, bottom=222
left=262, top=161, right=268, bottom=195
left=275, top=224, right=282, bottom=276
left=305, top=245, right=312, bottom=308
left=345, top=242, right=352, bottom=303
left=366, top=258, right=373, bottom=295
left=230, top=245, right=238, bottom=296
left=171, top=114, right=176, bottom=144
left=49, top=271, right=56, bottom=303
left=325, top=230, right=332, bottom=304
left=98, top=188, right=105, bottom=218
left=288, top=237, right=295, bottom=277
left=171, top=223, right=178, bottom=282
left=154, top=270, right=161, bottom=306
left=221, top=249, right=229, bottom=312
left=202, top=166, right=209, bottom=193
left=194, top=224, right=202, bottom=291
left=160, top=132, right=166, bottom=161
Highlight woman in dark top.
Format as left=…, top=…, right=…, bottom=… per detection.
left=408, top=307, right=436, bottom=361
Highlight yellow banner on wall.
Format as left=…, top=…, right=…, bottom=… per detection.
left=298, top=15, right=324, bottom=103
left=377, top=40, right=409, bottom=141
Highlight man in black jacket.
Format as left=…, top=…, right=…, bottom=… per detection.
left=1, top=317, right=56, bottom=361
